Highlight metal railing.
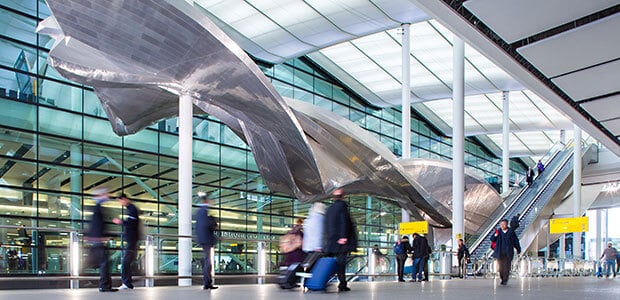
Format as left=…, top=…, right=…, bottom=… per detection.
left=467, top=142, right=566, bottom=255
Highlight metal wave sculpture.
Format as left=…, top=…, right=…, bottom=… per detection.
left=399, top=159, right=503, bottom=243
left=37, top=0, right=453, bottom=227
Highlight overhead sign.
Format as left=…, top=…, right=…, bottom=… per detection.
left=399, top=221, right=429, bottom=235
left=549, top=216, right=589, bottom=234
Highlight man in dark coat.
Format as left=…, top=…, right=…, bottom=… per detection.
left=510, top=214, right=520, bottom=230
left=195, top=194, right=218, bottom=290
left=491, top=219, right=521, bottom=285
left=411, top=233, right=429, bottom=282
left=457, top=238, right=470, bottom=278
left=113, top=194, right=140, bottom=290
left=324, top=189, right=357, bottom=292
left=86, top=189, right=116, bottom=292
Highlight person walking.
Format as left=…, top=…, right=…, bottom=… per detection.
left=195, top=194, right=219, bottom=290
left=324, top=189, right=357, bottom=292
left=394, top=236, right=412, bottom=282
left=491, top=219, right=521, bottom=285
left=457, top=239, right=470, bottom=278
left=86, top=189, right=117, bottom=292
left=411, top=233, right=429, bottom=282
left=302, top=202, right=324, bottom=254
left=113, top=194, right=140, bottom=290
left=600, top=242, right=618, bottom=278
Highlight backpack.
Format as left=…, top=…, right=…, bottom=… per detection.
left=393, top=242, right=405, bottom=254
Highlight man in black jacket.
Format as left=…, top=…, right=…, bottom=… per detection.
left=411, top=233, right=429, bottom=282
left=457, top=239, right=470, bottom=278
left=113, top=194, right=140, bottom=290
left=324, top=189, right=357, bottom=292
left=195, top=194, right=218, bottom=290
left=86, top=189, right=116, bottom=292
left=491, top=219, right=521, bottom=285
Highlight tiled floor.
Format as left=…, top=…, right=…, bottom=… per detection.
left=1, top=277, right=618, bottom=300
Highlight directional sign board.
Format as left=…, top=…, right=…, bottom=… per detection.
left=549, top=216, right=588, bottom=234
left=399, top=221, right=428, bottom=235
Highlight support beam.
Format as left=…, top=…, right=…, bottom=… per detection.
left=178, top=93, right=194, bottom=287
left=452, top=35, right=465, bottom=253
left=573, top=126, right=582, bottom=258
left=70, top=144, right=82, bottom=229
left=502, top=91, right=510, bottom=195
left=595, top=209, right=602, bottom=260
left=401, top=23, right=411, bottom=223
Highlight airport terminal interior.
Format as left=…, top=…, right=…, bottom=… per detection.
left=0, top=0, right=619, bottom=298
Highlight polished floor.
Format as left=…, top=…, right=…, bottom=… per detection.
left=1, top=277, right=618, bottom=299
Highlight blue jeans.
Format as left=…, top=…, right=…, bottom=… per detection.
left=412, top=258, right=423, bottom=281
left=605, top=259, right=616, bottom=277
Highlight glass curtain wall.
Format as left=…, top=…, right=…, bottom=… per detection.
left=0, top=1, right=524, bottom=277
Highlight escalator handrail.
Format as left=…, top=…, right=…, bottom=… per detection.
left=479, top=146, right=575, bottom=259
left=468, top=144, right=564, bottom=254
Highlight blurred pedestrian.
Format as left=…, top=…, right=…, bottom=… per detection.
left=324, top=189, right=357, bottom=292
left=86, top=189, right=117, bottom=292
left=195, top=194, right=219, bottom=290
left=113, top=194, right=140, bottom=290
left=302, top=202, right=325, bottom=254
left=283, top=218, right=306, bottom=266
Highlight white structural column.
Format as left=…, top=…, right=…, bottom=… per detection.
left=573, top=125, right=582, bottom=258
left=452, top=36, right=465, bottom=252
left=178, top=93, right=194, bottom=286
left=595, top=209, right=602, bottom=260
left=502, top=91, right=510, bottom=194
left=401, top=23, right=411, bottom=224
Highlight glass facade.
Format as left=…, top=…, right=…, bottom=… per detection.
left=0, top=1, right=525, bottom=277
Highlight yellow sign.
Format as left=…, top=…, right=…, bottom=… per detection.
left=399, top=221, right=428, bottom=235
left=549, top=216, right=589, bottom=234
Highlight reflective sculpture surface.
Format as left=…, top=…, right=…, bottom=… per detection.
left=38, top=0, right=498, bottom=229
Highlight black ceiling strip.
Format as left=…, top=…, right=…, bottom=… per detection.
left=550, top=57, right=620, bottom=80
left=600, top=116, right=620, bottom=123
left=510, top=4, right=620, bottom=49
left=575, top=90, right=620, bottom=104
left=24, top=150, right=70, bottom=184
left=0, top=144, right=32, bottom=178
left=442, top=0, right=620, bottom=146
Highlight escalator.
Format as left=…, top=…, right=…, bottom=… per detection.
left=469, top=142, right=597, bottom=260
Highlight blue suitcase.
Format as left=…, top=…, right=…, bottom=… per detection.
left=304, top=257, right=338, bottom=291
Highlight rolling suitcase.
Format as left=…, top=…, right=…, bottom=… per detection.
left=278, top=262, right=302, bottom=289
left=304, top=257, right=338, bottom=291
left=301, top=252, right=322, bottom=271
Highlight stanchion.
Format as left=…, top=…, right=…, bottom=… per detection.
left=145, top=235, right=154, bottom=287
left=70, top=231, right=79, bottom=289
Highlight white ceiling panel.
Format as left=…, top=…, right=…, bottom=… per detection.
left=602, top=118, right=620, bottom=136
left=517, top=14, right=620, bottom=78
left=581, top=94, right=620, bottom=122
left=463, top=0, right=619, bottom=43
left=552, top=59, right=620, bottom=100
